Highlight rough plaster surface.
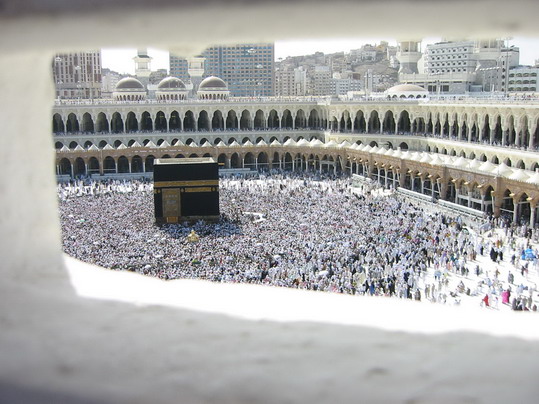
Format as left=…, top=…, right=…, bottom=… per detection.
left=1, top=1, right=539, bottom=403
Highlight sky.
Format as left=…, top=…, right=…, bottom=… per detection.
left=101, top=37, right=539, bottom=75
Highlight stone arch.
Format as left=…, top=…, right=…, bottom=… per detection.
left=272, top=152, right=280, bottom=168
left=131, top=155, right=143, bottom=173
left=253, top=109, right=265, bottom=129
left=211, top=110, right=224, bottom=131
left=267, top=109, right=279, bottom=129
left=117, top=156, right=129, bottom=173
left=240, top=110, right=252, bottom=130
left=308, top=109, right=320, bottom=129
left=382, top=110, right=395, bottom=133
left=140, top=111, right=153, bottom=131
left=397, top=110, right=411, bottom=133
left=368, top=110, right=380, bottom=133
left=198, top=110, right=210, bottom=131
left=243, top=152, right=255, bottom=168
left=184, top=110, right=196, bottom=131
left=66, top=113, right=79, bottom=133
left=155, top=111, right=167, bottom=132
left=145, top=155, right=155, bottom=172
left=500, top=189, right=515, bottom=218
left=125, top=111, right=138, bottom=132
left=58, top=158, right=72, bottom=176
left=257, top=152, right=269, bottom=169
left=295, top=109, right=307, bottom=129
left=111, top=112, right=124, bottom=133
left=230, top=152, right=240, bottom=168
left=81, top=113, right=94, bottom=132
left=74, top=157, right=86, bottom=176
left=52, top=113, right=65, bottom=133
left=354, top=110, right=366, bottom=133
left=226, top=110, right=238, bottom=130
left=96, top=112, right=109, bottom=133
left=102, top=156, right=115, bottom=174
left=169, top=111, right=181, bottom=132
left=281, top=109, right=293, bottom=129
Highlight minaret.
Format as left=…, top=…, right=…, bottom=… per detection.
left=188, top=56, right=205, bottom=97
left=396, top=40, right=422, bottom=75
left=133, top=48, right=152, bottom=88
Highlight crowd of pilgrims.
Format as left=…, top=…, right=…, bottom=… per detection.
left=57, top=171, right=539, bottom=311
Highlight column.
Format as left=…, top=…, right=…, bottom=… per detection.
left=529, top=123, right=536, bottom=149
left=515, top=124, right=521, bottom=147
left=478, top=122, right=483, bottom=142
left=379, top=118, right=383, bottom=134
left=142, top=160, right=146, bottom=173
left=513, top=197, right=519, bottom=223
left=128, top=160, right=132, bottom=174
left=530, top=202, right=537, bottom=228
left=394, top=118, right=398, bottom=135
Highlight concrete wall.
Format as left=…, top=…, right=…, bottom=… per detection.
left=2, top=1, right=539, bottom=403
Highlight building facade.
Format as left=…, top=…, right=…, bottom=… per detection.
left=52, top=50, right=102, bottom=99
left=508, top=66, right=539, bottom=93
left=202, top=43, right=275, bottom=97
left=51, top=93, right=539, bottom=226
left=398, top=39, right=520, bottom=94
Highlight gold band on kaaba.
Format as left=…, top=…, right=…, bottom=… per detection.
left=154, top=180, right=219, bottom=188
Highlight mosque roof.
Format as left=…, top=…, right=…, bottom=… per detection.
left=199, top=76, right=228, bottom=89
left=115, top=77, right=145, bottom=90
left=387, top=84, right=428, bottom=93
left=157, top=77, right=186, bottom=90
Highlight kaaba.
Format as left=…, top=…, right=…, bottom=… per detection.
left=153, top=157, right=219, bottom=224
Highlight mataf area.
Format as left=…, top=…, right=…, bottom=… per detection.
left=58, top=172, right=539, bottom=311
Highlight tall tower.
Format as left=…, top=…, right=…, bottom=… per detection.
left=133, top=48, right=152, bottom=87
left=53, top=50, right=102, bottom=99
left=188, top=56, right=205, bottom=96
left=396, top=40, right=422, bottom=74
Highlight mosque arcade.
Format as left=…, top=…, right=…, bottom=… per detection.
left=52, top=76, right=539, bottom=226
